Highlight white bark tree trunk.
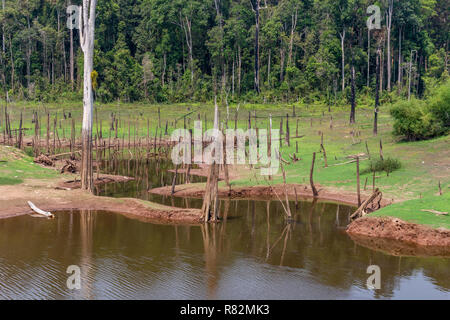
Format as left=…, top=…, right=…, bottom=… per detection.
left=79, top=0, right=97, bottom=192
left=386, top=0, right=393, bottom=91
left=340, top=30, right=346, bottom=92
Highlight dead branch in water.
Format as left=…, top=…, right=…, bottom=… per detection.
left=349, top=188, right=383, bottom=221
left=27, top=201, right=54, bottom=218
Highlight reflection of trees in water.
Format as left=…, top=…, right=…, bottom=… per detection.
left=0, top=204, right=449, bottom=299
left=79, top=209, right=95, bottom=300
left=201, top=223, right=219, bottom=299
left=95, top=159, right=206, bottom=201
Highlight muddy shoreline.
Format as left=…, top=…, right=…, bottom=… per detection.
left=150, top=182, right=386, bottom=208
left=347, top=217, right=450, bottom=249
left=0, top=177, right=203, bottom=224
left=1, top=163, right=448, bottom=252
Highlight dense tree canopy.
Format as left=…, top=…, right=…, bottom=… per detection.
left=0, top=0, right=448, bottom=103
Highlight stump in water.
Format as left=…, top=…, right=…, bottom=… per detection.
left=202, top=100, right=220, bottom=223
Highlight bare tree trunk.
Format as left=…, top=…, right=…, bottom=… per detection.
left=180, top=14, right=194, bottom=84
left=70, top=12, right=74, bottom=90
left=380, top=36, right=385, bottom=93
left=367, top=28, right=370, bottom=87
left=374, top=46, right=380, bottom=136
left=26, top=16, right=32, bottom=94
left=237, top=46, right=241, bottom=95
left=8, top=34, right=14, bottom=92
left=386, top=0, right=393, bottom=91
left=79, top=0, right=97, bottom=192
left=287, top=9, right=298, bottom=67
left=280, top=47, right=285, bottom=83
left=340, top=30, right=346, bottom=92
left=202, top=100, right=220, bottom=222
left=267, top=49, right=271, bottom=87
left=252, top=0, right=261, bottom=93
left=2, top=0, right=5, bottom=54
left=350, top=54, right=356, bottom=124
left=397, top=27, right=402, bottom=91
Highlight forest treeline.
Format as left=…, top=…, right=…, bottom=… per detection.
left=0, top=0, right=448, bottom=104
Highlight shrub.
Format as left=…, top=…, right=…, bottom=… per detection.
left=390, top=99, right=437, bottom=140
left=428, top=80, right=450, bottom=130
left=361, top=157, right=402, bottom=176
left=390, top=80, right=450, bottom=141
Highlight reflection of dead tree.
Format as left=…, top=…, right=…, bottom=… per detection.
left=201, top=224, right=219, bottom=299
left=279, top=224, right=291, bottom=266
left=80, top=209, right=94, bottom=299
left=265, top=223, right=291, bottom=265
left=265, top=201, right=271, bottom=260
left=308, top=198, right=318, bottom=241
left=350, top=188, right=383, bottom=221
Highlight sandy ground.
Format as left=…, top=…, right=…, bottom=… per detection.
left=0, top=176, right=203, bottom=224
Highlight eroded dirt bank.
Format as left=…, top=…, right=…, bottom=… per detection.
left=0, top=177, right=202, bottom=224
left=347, top=217, right=450, bottom=248
left=150, top=182, right=389, bottom=208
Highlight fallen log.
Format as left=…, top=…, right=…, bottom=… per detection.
left=27, top=201, right=55, bottom=218
left=349, top=188, right=382, bottom=221
left=421, top=209, right=448, bottom=216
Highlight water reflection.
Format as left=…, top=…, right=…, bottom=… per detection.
left=1, top=200, right=448, bottom=300
left=94, top=158, right=206, bottom=203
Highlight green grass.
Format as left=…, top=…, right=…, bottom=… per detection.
left=0, top=146, right=58, bottom=185
left=3, top=101, right=449, bottom=229
left=371, top=193, right=450, bottom=229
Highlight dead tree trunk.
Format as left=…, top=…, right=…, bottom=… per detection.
left=374, top=46, right=381, bottom=135
left=202, top=101, right=220, bottom=222
left=310, top=152, right=319, bottom=197
left=79, top=0, right=97, bottom=192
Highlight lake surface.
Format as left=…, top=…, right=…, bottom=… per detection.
left=0, top=200, right=449, bottom=300
left=0, top=158, right=448, bottom=299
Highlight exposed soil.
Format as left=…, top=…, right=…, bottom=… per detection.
left=347, top=216, right=450, bottom=248
left=150, top=182, right=389, bottom=208
left=56, top=174, right=135, bottom=190
left=348, top=233, right=450, bottom=257
left=0, top=177, right=202, bottom=224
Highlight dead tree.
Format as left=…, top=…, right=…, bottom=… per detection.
left=79, top=0, right=97, bottom=192
left=202, top=101, right=220, bottom=222
left=310, top=152, right=319, bottom=197
left=250, top=0, right=268, bottom=94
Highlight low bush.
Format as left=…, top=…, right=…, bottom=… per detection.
left=361, top=157, right=402, bottom=176
left=390, top=80, right=450, bottom=141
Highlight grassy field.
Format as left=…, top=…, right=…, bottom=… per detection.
left=2, top=101, right=449, bottom=228
left=0, top=145, right=58, bottom=185
left=371, top=193, right=450, bottom=229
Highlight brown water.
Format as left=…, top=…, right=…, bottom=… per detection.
left=1, top=158, right=449, bottom=299
left=0, top=201, right=449, bottom=300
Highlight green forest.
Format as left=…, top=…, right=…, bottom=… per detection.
left=0, top=0, right=448, bottom=104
